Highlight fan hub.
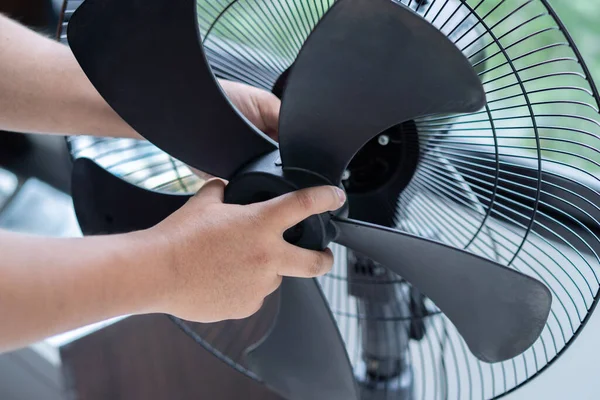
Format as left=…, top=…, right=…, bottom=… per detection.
left=224, top=150, right=346, bottom=250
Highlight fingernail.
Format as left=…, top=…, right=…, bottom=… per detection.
left=334, top=187, right=346, bottom=206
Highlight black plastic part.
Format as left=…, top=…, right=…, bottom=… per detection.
left=333, top=217, right=552, bottom=363
left=67, top=0, right=276, bottom=179
left=220, top=151, right=357, bottom=399
left=71, top=158, right=190, bottom=235
left=224, top=150, right=341, bottom=250
left=278, top=0, right=486, bottom=185
left=271, top=66, right=292, bottom=99
left=346, top=122, right=420, bottom=226
left=246, top=278, right=359, bottom=400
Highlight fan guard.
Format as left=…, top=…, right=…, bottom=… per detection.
left=59, top=0, right=600, bottom=399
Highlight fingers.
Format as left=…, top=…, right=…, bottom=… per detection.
left=192, top=178, right=226, bottom=204
left=258, top=186, right=346, bottom=231
left=258, top=92, right=281, bottom=140
left=218, top=79, right=280, bottom=140
left=277, top=246, right=334, bottom=278
left=189, top=167, right=218, bottom=182
left=266, top=275, right=283, bottom=296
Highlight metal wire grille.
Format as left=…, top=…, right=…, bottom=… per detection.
left=60, top=0, right=600, bottom=399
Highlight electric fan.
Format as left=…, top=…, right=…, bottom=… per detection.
left=57, top=0, right=600, bottom=399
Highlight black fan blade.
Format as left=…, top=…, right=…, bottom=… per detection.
left=333, top=217, right=552, bottom=363
left=246, top=278, right=358, bottom=400
left=278, top=0, right=485, bottom=184
left=67, top=0, right=276, bottom=179
left=72, top=158, right=190, bottom=235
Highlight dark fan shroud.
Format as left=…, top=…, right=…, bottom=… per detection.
left=59, top=0, right=600, bottom=399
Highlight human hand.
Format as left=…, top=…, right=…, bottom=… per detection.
left=190, top=80, right=280, bottom=181
left=148, top=179, right=346, bottom=323
left=219, top=79, right=281, bottom=140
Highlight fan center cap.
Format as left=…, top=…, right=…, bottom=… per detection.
left=224, top=150, right=345, bottom=250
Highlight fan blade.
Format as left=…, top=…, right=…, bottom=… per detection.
left=246, top=278, right=358, bottom=400
left=333, top=217, right=552, bottom=362
left=72, top=158, right=190, bottom=235
left=67, top=0, right=276, bottom=179
left=278, top=0, right=485, bottom=184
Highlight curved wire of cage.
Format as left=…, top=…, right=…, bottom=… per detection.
left=61, top=0, right=600, bottom=399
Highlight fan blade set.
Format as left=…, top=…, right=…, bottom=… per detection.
left=68, top=0, right=552, bottom=399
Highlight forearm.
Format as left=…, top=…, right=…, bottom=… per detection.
left=0, top=229, right=169, bottom=352
left=0, top=14, right=140, bottom=138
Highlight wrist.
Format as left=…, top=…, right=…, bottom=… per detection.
left=123, top=228, right=178, bottom=315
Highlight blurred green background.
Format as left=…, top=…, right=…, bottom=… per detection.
left=546, top=0, right=600, bottom=173
left=549, top=0, right=600, bottom=80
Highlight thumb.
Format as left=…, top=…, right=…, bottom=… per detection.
left=258, top=186, right=346, bottom=231
left=192, top=178, right=226, bottom=205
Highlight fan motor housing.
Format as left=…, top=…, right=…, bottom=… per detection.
left=224, top=150, right=347, bottom=251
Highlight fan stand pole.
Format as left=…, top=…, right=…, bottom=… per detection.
left=338, top=120, right=423, bottom=399
left=348, top=250, right=415, bottom=400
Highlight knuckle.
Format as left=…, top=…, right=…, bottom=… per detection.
left=295, top=190, right=316, bottom=212
left=255, top=299, right=265, bottom=312
left=240, top=301, right=263, bottom=319
left=250, top=248, right=272, bottom=267
left=269, top=276, right=283, bottom=294
left=246, top=210, right=266, bottom=226
left=232, top=305, right=251, bottom=320
left=308, top=252, right=326, bottom=276
left=233, top=311, right=250, bottom=320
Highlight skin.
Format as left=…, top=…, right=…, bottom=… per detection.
left=0, top=14, right=344, bottom=352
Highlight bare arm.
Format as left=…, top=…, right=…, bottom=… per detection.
left=0, top=14, right=280, bottom=139
left=0, top=14, right=140, bottom=138
left=0, top=229, right=165, bottom=350
left=0, top=181, right=345, bottom=353
left=0, top=14, right=314, bottom=353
